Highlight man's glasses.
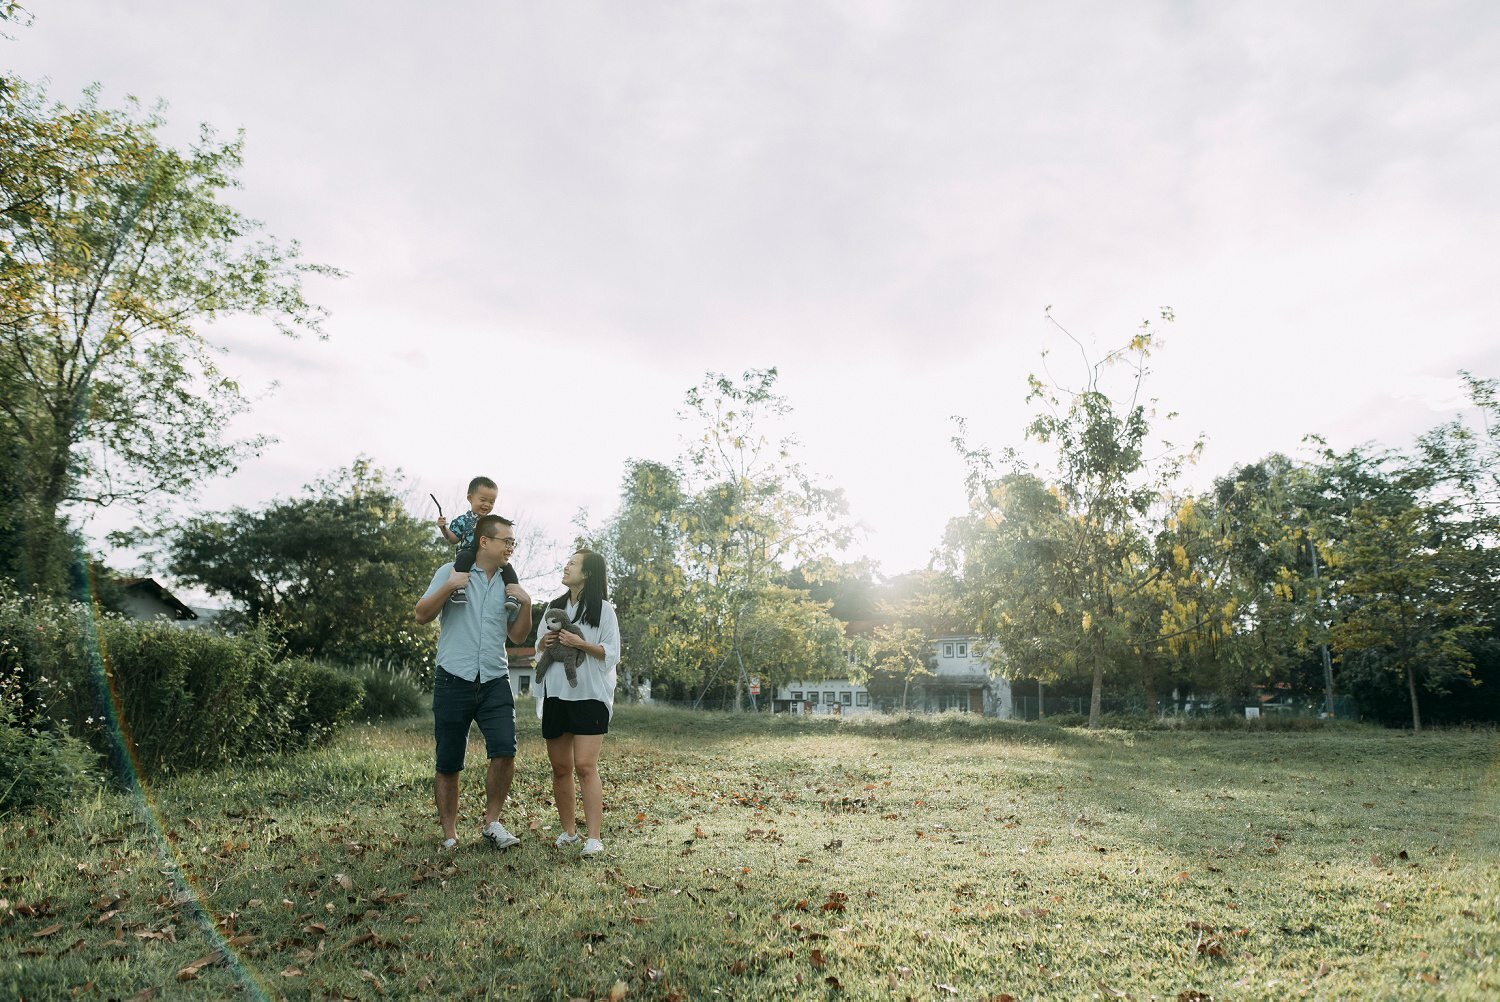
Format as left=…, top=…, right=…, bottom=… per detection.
left=481, top=534, right=517, bottom=548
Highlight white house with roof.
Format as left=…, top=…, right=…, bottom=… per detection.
left=773, top=635, right=1012, bottom=718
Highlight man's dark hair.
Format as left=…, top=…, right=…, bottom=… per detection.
left=467, top=476, right=497, bottom=495
left=474, top=514, right=514, bottom=538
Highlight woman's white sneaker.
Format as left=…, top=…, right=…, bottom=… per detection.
left=580, top=838, right=604, bottom=858
left=555, top=831, right=581, bottom=849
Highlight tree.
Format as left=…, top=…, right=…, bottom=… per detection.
left=595, top=460, right=695, bottom=701
left=596, top=370, right=855, bottom=707
left=0, top=81, right=334, bottom=594
left=857, top=624, right=933, bottom=711
left=952, top=311, right=1201, bottom=728
left=138, top=459, right=447, bottom=666
left=845, top=569, right=960, bottom=711
left=1329, top=502, right=1480, bottom=731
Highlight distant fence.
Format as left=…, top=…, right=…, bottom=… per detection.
left=641, top=693, right=1363, bottom=721
left=1010, top=694, right=1361, bottom=721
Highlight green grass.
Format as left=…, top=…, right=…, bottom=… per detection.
left=2, top=707, right=1497, bottom=1000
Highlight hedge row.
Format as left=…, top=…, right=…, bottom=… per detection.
left=0, top=592, right=368, bottom=806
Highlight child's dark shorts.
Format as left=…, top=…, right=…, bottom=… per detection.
left=433, top=668, right=515, bottom=773
left=540, top=697, right=610, bottom=739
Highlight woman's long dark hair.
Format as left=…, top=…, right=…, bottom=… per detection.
left=549, top=548, right=608, bottom=628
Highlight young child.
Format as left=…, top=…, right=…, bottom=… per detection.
left=437, top=476, right=519, bottom=606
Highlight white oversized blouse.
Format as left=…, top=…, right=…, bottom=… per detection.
left=532, top=597, right=622, bottom=719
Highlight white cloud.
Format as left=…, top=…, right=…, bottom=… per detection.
left=8, top=0, right=1498, bottom=579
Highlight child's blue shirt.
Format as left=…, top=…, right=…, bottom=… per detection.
left=449, top=510, right=479, bottom=550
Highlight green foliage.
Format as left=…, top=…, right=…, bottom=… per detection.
left=1329, top=503, right=1481, bottom=731
left=343, top=659, right=426, bottom=720
left=0, top=78, right=336, bottom=597
left=260, top=657, right=366, bottom=746
left=950, top=310, right=1204, bottom=729
left=0, top=666, right=99, bottom=814
left=0, top=587, right=365, bottom=778
left=595, top=371, right=854, bottom=706
left=135, top=457, right=448, bottom=667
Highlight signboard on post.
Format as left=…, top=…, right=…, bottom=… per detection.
left=748, top=676, right=761, bottom=696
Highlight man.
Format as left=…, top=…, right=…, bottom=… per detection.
left=414, top=513, right=532, bottom=850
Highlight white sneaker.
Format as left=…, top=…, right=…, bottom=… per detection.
left=440, top=837, right=458, bottom=851
left=580, top=838, right=604, bottom=858
left=483, top=821, right=520, bottom=850
left=555, top=831, right=581, bottom=848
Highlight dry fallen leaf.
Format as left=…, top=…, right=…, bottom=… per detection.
left=607, top=979, right=629, bottom=1000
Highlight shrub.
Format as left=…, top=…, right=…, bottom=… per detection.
left=279, top=658, right=365, bottom=742
left=0, top=674, right=99, bottom=814
left=0, top=587, right=367, bottom=778
left=89, top=618, right=266, bottom=774
left=344, top=659, right=425, bottom=720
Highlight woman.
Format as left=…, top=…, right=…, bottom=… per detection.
left=535, top=548, right=620, bottom=858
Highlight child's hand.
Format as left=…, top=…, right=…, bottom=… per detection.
left=436, top=515, right=448, bottom=529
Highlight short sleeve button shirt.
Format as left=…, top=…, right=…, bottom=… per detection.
left=422, top=562, right=512, bottom=682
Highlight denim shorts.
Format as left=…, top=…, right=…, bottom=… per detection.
left=433, top=668, right=515, bottom=774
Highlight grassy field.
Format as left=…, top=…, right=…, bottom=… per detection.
left=2, top=707, right=1497, bottom=1000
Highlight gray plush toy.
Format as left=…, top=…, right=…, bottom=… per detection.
left=535, top=607, right=584, bottom=687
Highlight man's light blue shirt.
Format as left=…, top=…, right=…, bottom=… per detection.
left=423, top=562, right=513, bottom=682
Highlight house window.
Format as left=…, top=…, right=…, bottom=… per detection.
left=855, top=692, right=870, bottom=707
left=824, top=691, right=836, bottom=704
left=840, top=691, right=852, bottom=706
left=517, top=674, right=531, bottom=694
left=957, top=643, right=968, bottom=657
left=808, top=693, right=819, bottom=705
left=944, top=643, right=954, bottom=658
left=791, top=691, right=803, bottom=701
left=939, top=691, right=969, bottom=712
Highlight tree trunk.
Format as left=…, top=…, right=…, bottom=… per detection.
left=1037, top=679, right=1045, bottom=720
left=1142, top=648, right=1158, bottom=718
left=1087, top=634, right=1104, bottom=730
left=19, top=436, right=73, bottom=597
left=735, top=649, right=756, bottom=712
left=1405, top=661, right=1423, bottom=733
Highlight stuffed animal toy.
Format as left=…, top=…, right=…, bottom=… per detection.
left=535, top=607, right=584, bottom=687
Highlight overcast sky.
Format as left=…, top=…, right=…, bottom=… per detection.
left=8, top=1, right=1500, bottom=590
